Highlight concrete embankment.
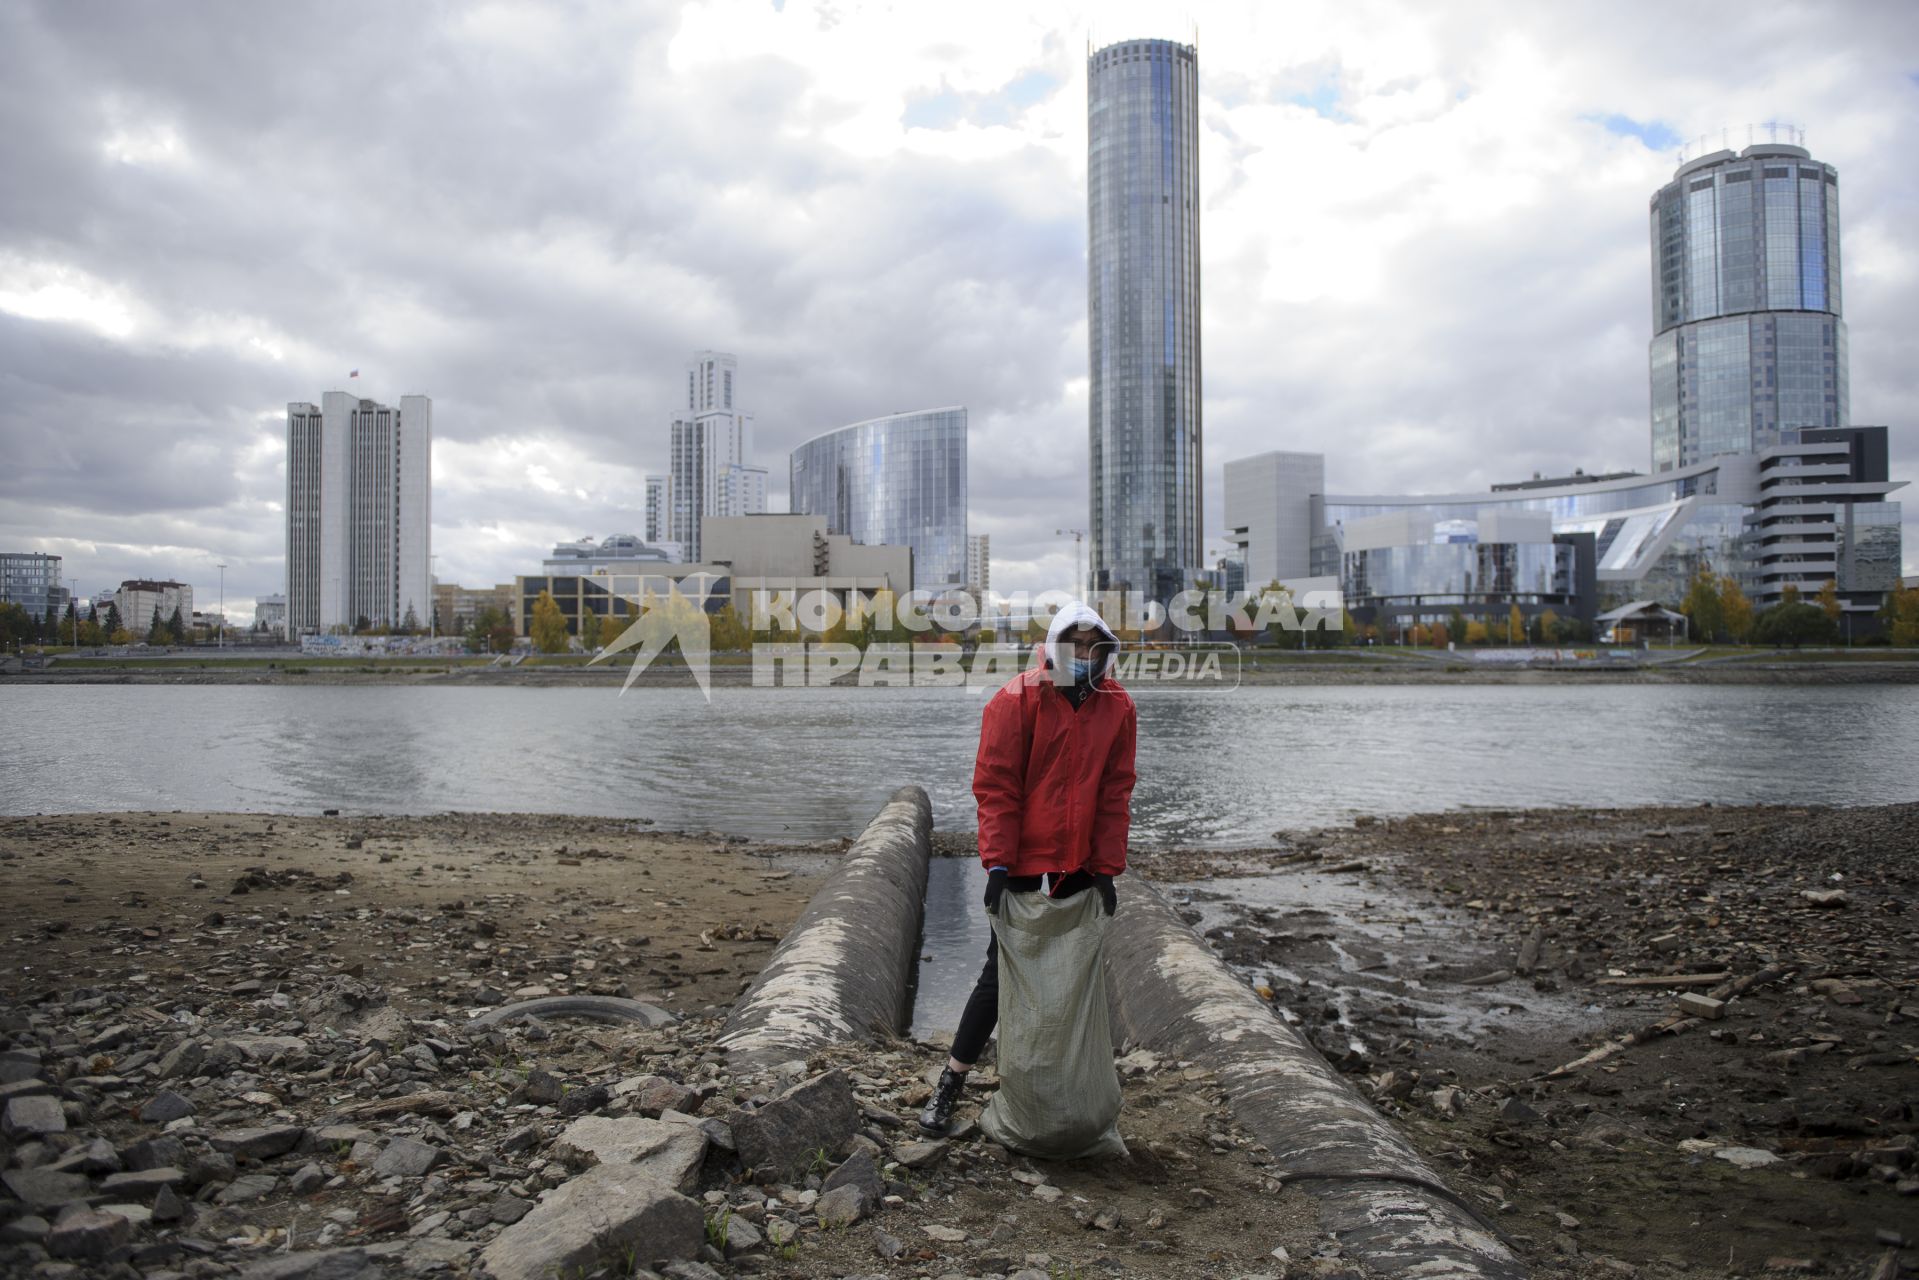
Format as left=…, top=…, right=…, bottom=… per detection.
left=716, top=785, right=932, bottom=1071
left=1107, top=879, right=1526, bottom=1280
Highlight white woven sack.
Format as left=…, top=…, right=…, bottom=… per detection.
left=977, top=888, right=1127, bottom=1160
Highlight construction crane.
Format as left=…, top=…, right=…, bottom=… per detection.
left=1056, top=529, right=1086, bottom=597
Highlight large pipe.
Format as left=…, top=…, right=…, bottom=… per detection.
left=718, top=785, right=932, bottom=1072
left=1107, top=880, right=1526, bottom=1280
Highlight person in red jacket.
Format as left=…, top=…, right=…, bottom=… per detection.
left=919, top=599, right=1137, bottom=1134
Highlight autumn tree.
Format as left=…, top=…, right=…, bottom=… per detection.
left=1716, top=575, right=1753, bottom=643
left=530, top=590, right=570, bottom=654
left=1508, top=604, right=1525, bottom=645
left=1879, top=586, right=1919, bottom=647
left=147, top=605, right=168, bottom=647
left=580, top=608, right=603, bottom=649
left=1536, top=608, right=1560, bottom=644
left=1683, top=566, right=1723, bottom=642
left=1815, top=578, right=1842, bottom=626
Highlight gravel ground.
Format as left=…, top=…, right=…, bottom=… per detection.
left=1143, top=803, right=1919, bottom=1280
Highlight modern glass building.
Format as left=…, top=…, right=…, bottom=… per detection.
left=1088, top=38, right=1202, bottom=605
left=1649, top=142, right=1847, bottom=472
left=788, top=408, right=968, bottom=591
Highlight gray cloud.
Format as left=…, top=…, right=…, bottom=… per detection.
left=1, top=0, right=1915, bottom=618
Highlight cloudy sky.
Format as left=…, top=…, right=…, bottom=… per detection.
left=3, top=0, right=1916, bottom=619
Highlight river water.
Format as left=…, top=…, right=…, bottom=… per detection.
left=6, top=682, right=1915, bottom=1035
left=4, top=683, right=1916, bottom=840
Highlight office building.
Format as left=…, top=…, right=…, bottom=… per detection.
left=514, top=515, right=910, bottom=639
left=286, top=391, right=432, bottom=636
left=431, top=582, right=515, bottom=635
left=1088, top=37, right=1203, bottom=604
left=1226, top=431, right=1901, bottom=631
left=1649, top=141, right=1847, bottom=472
left=253, top=594, right=287, bottom=633
left=117, top=580, right=194, bottom=634
left=669, top=351, right=763, bottom=561
left=0, top=552, right=63, bottom=619
left=1223, top=452, right=1324, bottom=587
left=790, top=408, right=968, bottom=590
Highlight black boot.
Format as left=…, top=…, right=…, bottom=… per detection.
left=918, top=1066, right=966, bottom=1135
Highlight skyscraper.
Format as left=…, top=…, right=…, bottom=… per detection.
left=1649, top=140, right=1847, bottom=472
left=790, top=408, right=969, bottom=591
left=668, top=350, right=762, bottom=561
left=1087, top=37, right=1202, bottom=606
left=285, top=391, right=432, bottom=637
left=643, top=474, right=666, bottom=543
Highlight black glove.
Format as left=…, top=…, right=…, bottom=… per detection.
left=983, top=868, right=1008, bottom=913
left=1093, top=873, right=1117, bottom=916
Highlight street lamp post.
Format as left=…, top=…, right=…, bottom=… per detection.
left=217, top=562, right=226, bottom=650
left=429, top=554, right=438, bottom=641
left=68, top=578, right=78, bottom=649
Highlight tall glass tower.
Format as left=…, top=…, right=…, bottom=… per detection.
left=1649, top=142, right=1847, bottom=472
left=1088, top=37, right=1202, bottom=605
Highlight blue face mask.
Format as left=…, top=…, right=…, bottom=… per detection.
left=1069, top=655, right=1095, bottom=680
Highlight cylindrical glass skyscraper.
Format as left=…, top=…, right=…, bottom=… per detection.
left=788, top=408, right=968, bottom=591
left=1088, top=37, right=1202, bottom=605
left=1649, top=142, right=1847, bottom=472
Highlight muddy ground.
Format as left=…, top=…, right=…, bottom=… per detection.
left=1138, top=803, right=1919, bottom=1279
left=1, top=808, right=1913, bottom=1279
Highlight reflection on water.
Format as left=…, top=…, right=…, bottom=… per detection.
left=910, top=858, right=993, bottom=1039
left=3, top=684, right=1916, bottom=844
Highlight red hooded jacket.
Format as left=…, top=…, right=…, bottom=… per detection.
left=972, top=603, right=1137, bottom=878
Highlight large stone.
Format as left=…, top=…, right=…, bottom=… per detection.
left=371, top=1137, right=443, bottom=1179
left=140, top=1089, right=196, bottom=1124
left=1, top=1167, right=93, bottom=1212
left=228, top=1035, right=308, bottom=1062
left=479, top=1165, right=704, bottom=1280
left=46, top=1136, right=121, bottom=1175
left=124, top=1135, right=187, bottom=1171
left=0, top=1047, right=44, bottom=1084
left=218, top=1172, right=280, bottom=1204
left=101, top=1167, right=187, bottom=1197
left=815, top=1183, right=869, bottom=1228
left=727, top=1070, right=858, bottom=1179
left=821, top=1151, right=884, bottom=1212
left=550, top=1116, right=707, bottom=1193
left=721, top=1215, right=763, bottom=1258
left=892, top=1139, right=949, bottom=1169
left=210, top=1124, right=306, bottom=1160
left=237, top=1247, right=377, bottom=1280
left=3, top=1094, right=69, bottom=1139
left=46, top=1205, right=133, bottom=1262
left=157, top=1041, right=205, bottom=1079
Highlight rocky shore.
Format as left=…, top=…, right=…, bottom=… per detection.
left=1145, top=803, right=1919, bottom=1280
left=0, top=813, right=1367, bottom=1280
left=2, top=806, right=1913, bottom=1280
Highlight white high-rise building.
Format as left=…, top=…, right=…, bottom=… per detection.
left=965, top=535, right=991, bottom=593
left=285, top=391, right=432, bottom=637
left=668, top=351, right=763, bottom=560
left=643, top=474, right=667, bottom=543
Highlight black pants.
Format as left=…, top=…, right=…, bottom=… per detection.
left=951, top=872, right=1088, bottom=1066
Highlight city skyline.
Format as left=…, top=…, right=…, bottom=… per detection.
left=2, top=1, right=1916, bottom=618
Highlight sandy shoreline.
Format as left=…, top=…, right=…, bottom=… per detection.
left=2, top=805, right=1915, bottom=1279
